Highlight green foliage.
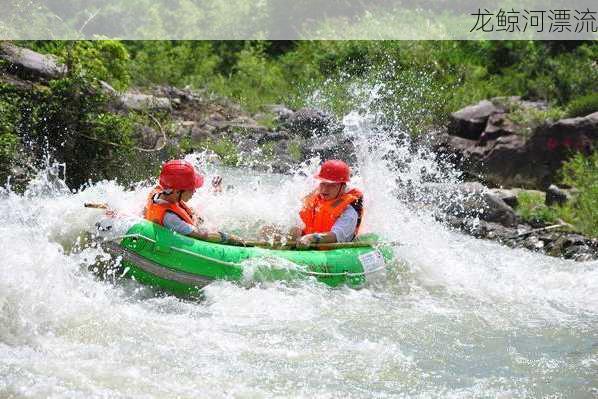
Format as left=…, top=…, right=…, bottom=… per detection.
left=509, top=105, right=567, bottom=136
left=515, top=153, right=598, bottom=238
left=560, top=152, right=598, bottom=237
left=0, top=86, right=18, bottom=153
left=254, top=113, right=277, bottom=129
left=4, top=39, right=598, bottom=188
left=567, top=93, right=598, bottom=118
left=126, top=41, right=219, bottom=88
left=203, top=137, right=239, bottom=166
left=50, top=39, right=595, bottom=135
left=516, top=191, right=559, bottom=225
left=16, top=40, right=131, bottom=91
left=0, top=89, right=19, bottom=179
left=288, top=140, right=303, bottom=162
left=210, top=44, right=289, bottom=112
left=0, top=76, right=138, bottom=188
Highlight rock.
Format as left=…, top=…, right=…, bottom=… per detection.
left=523, top=112, right=598, bottom=187
left=266, top=104, right=294, bottom=122
left=118, top=93, right=172, bottom=111
left=134, top=125, right=162, bottom=150
left=546, top=234, right=588, bottom=257
left=448, top=100, right=500, bottom=140
left=523, top=235, right=545, bottom=250
left=0, top=42, right=66, bottom=80
left=99, top=80, right=117, bottom=95
left=423, top=182, right=518, bottom=227
left=480, top=112, right=519, bottom=142
left=303, top=134, right=356, bottom=163
left=286, top=108, right=341, bottom=138
left=481, top=190, right=519, bottom=227
left=437, top=110, right=598, bottom=189
left=257, top=131, right=289, bottom=145
left=155, top=85, right=197, bottom=103
left=190, top=124, right=216, bottom=143
left=437, top=97, right=598, bottom=190
left=490, top=188, right=519, bottom=208
left=208, top=113, right=225, bottom=124
left=564, top=244, right=593, bottom=261
left=545, top=184, right=570, bottom=206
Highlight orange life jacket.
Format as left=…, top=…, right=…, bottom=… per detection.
left=299, top=188, right=364, bottom=236
left=144, top=186, right=197, bottom=226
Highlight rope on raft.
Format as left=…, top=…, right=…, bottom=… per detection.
left=103, top=234, right=388, bottom=277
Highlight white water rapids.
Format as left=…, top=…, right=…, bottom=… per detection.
left=1, top=110, right=597, bottom=398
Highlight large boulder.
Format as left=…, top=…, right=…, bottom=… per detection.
left=0, top=42, right=66, bottom=80
left=420, top=182, right=518, bottom=227
left=437, top=106, right=598, bottom=189
left=480, top=112, right=519, bottom=142
left=490, top=188, right=519, bottom=208
left=303, top=133, right=356, bottom=163
left=266, top=104, right=294, bottom=122
left=286, top=108, right=341, bottom=138
left=448, top=100, right=500, bottom=140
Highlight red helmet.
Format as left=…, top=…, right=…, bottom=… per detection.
left=315, top=160, right=350, bottom=183
left=159, top=160, right=204, bottom=190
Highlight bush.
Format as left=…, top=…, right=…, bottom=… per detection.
left=4, top=75, right=139, bottom=188
left=567, top=93, right=598, bottom=118
left=203, top=137, right=239, bottom=166
left=0, top=86, right=19, bottom=179
left=560, top=152, right=598, bottom=237
left=509, top=105, right=567, bottom=136
left=516, top=191, right=559, bottom=225
left=17, top=40, right=131, bottom=91
left=210, top=43, right=289, bottom=112
left=126, top=41, right=219, bottom=88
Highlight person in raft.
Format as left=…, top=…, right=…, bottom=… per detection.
left=291, top=159, right=364, bottom=248
left=144, top=159, right=243, bottom=244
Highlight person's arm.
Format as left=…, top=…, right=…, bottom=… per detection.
left=297, top=206, right=358, bottom=247
left=163, top=212, right=245, bottom=245
left=330, top=206, right=358, bottom=242
left=188, top=227, right=246, bottom=245
left=297, top=231, right=338, bottom=248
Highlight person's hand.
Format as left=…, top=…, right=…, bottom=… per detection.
left=297, top=234, right=314, bottom=249
left=211, top=176, right=223, bottom=193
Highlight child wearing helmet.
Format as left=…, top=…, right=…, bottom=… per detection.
left=144, top=159, right=242, bottom=244
left=293, top=159, right=363, bottom=248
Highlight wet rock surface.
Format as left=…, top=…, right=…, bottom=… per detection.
left=433, top=183, right=598, bottom=262
left=0, top=42, right=67, bottom=80
left=437, top=98, right=597, bottom=189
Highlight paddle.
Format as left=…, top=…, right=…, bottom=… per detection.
left=241, top=239, right=383, bottom=250
left=84, top=203, right=400, bottom=249
left=84, top=202, right=110, bottom=209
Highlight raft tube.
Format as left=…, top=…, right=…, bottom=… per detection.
left=108, top=220, right=394, bottom=296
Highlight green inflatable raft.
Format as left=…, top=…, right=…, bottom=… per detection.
left=105, top=220, right=393, bottom=296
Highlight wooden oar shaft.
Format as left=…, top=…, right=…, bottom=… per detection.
left=84, top=202, right=109, bottom=209
left=84, top=203, right=401, bottom=249
left=241, top=240, right=388, bottom=250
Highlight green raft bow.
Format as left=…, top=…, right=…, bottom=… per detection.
left=105, top=220, right=394, bottom=296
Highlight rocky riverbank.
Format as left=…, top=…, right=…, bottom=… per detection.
left=1, top=42, right=596, bottom=261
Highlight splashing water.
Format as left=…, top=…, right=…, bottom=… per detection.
left=1, top=97, right=597, bottom=398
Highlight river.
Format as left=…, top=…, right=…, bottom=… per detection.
left=1, top=111, right=597, bottom=398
